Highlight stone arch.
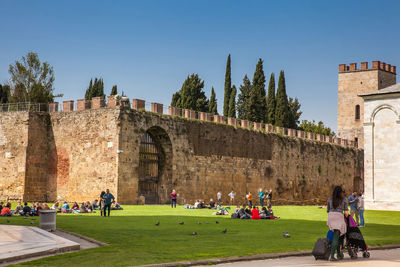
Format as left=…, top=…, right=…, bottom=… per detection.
left=138, top=126, right=173, bottom=204
left=370, top=104, right=399, bottom=123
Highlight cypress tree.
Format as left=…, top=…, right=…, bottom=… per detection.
left=223, top=54, right=231, bottom=117
left=237, top=75, right=251, bottom=120
left=208, top=87, right=218, bottom=115
left=85, top=78, right=105, bottom=100
left=85, top=79, right=93, bottom=100
left=111, top=85, right=118, bottom=95
left=0, top=84, right=10, bottom=103
left=275, top=70, right=291, bottom=127
left=170, top=74, right=209, bottom=112
left=248, top=59, right=267, bottom=123
left=266, top=73, right=276, bottom=124
left=228, top=85, right=237, bottom=118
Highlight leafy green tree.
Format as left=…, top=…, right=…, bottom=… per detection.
left=8, top=52, right=60, bottom=103
left=170, top=73, right=209, bottom=112
left=248, top=59, right=267, bottom=122
left=266, top=73, right=276, bottom=124
left=299, top=120, right=335, bottom=136
left=208, top=87, right=218, bottom=115
left=111, top=85, right=118, bottom=95
left=223, top=54, right=231, bottom=117
left=237, top=75, right=251, bottom=120
left=288, top=97, right=302, bottom=128
left=0, top=84, right=10, bottom=103
left=85, top=78, right=105, bottom=100
left=228, top=85, right=237, bottom=118
left=274, top=70, right=291, bottom=127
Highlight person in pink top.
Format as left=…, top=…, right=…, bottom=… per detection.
left=170, top=189, right=177, bottom=208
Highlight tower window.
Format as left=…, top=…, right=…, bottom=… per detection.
left=355, top=105, right=360, bottom=120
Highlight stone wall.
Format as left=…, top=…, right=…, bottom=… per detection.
left=0, top=112, right=29, bottom=201
left=0, top=107, right=364, bottom=205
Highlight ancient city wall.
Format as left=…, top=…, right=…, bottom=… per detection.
left=0, top=100, right=363, bottom=205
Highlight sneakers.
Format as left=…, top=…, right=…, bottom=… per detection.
left=330, top=257, right=338, bottom=261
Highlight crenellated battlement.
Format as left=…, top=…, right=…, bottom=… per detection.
left=339, top=61, right=396, bottom=74
left=42, top=95, right=358, bottom=149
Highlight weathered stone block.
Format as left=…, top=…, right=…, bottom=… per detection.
left=184, top=109, right=196, bottom=119
left=307, top=132, right=315, bottom=140
left=297, top=130, right=305, bottom=138
left=168, top=106, right=181, bottom=116
left=265, top=124, right=274, bottom=132
left=63, top=101, right=74, bottom=112
left=227, top=117, right=237, bottom=126
left=253, top=122, right=262, bottom=130
left=316, top=134, right=325, bottom=141
left=77, top=99, right=90, bottom=111
left=199, top=112, right=211, bottom=121
left=241, top=120, right=250, bottom=128
left=132, top=99, right=145, bottom=110
left=287, top=128, right=297, bottom=137
left=213, top=115, right=225, bottom=123
left=151, top=103, right=163, bottom=114
left=92, top=97, right=105, bottom=109
left=49, top=103, right=58, bottom=112
left=334, top=137, right=342, bottom=145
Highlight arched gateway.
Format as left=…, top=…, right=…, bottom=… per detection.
left=138, top=126, right=172, bottom=204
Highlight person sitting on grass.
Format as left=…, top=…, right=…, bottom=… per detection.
left=33, top=202, right=42, bottom=216
left=61, top=201, right=70, bottom=213
left=209, top=199, right=216, bottom=209
left=251, top=206, right=261, bottom=220
left=263, top=207, right=280, bottom=219
left=71, top=202, right=79, bottom=211
left=111, top=200, right=123, bottom=210
left=1, top=203, right=12, bottom=216
left=239, top=204, right=251, bottom=219
left=22, top=202, right=31, bottom=216
left=42, top=203, right=50, bottom=210
left=91, top=199, right=99, bottom=210
left=14, top=201, right=23, bottom=215
left=51, top=202, right=61, bottom=212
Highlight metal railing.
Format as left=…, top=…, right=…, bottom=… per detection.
left=0, top=102, right=49, bottom=112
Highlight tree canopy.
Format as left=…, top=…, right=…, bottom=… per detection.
left=111, top=85, right=118, bottom=95
left=237, top=75, right=251, bottom=120
left=223, top=54, right=232, bottom=117
left=8, top=52, right=60, bottom=103
left=266, top=73, right=276, bottom=124
left=248, top=59, right=267, bottom=122
left=274, top=70, right=291, bottom=127
left=208, top=87, right=218, bottom=115
left=228, top=85, right=237, bottom=118
left=170, top=73, right=209, bottom=112
left=85, top=78, right=105, bottom=100
left=299, top=120, right=335, bottom=136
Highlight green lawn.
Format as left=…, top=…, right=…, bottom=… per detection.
left=2, top=205, right=400, bottom=266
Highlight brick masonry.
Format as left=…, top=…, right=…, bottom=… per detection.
left=0, top=107, right=363, bottom=204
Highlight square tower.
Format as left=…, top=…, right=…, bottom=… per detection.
left=337, top=61, right=396, bottom=148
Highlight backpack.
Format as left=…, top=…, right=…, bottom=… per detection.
left=312, top=238, right=331, bottom=260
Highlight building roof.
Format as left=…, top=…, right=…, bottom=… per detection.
left=359, top=83, right=400, bottom=97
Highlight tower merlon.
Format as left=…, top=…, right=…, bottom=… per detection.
left=339, top=61, right=396, bottom=74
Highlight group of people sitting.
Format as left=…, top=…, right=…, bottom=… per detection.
left=231, top=204, right=280, bottom=220
left=184, top=199, right=219, bottom=209
left=0, top=201, right=52, bottom=216
left=0, top=198, right=123, bottom=216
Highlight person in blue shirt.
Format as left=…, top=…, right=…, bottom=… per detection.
left=348, top=191, right=359, bottom=226
left=258, top=188, right=265, bottom=207
left=103, top=189, right=115, bottom=217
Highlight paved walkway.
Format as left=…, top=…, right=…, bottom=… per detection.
left=0, top=225, right=79, bottom=265
left=217, top=248, right=400, bottom=267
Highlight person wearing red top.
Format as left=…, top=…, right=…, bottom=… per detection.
left=170, top=189, right=177, bottom=208
left=251, top=206, right=261, bottom=220
left=1, top=204, right=12, bottom=216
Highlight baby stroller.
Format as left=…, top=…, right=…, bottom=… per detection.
left=344, top=215, right=370, bottom=259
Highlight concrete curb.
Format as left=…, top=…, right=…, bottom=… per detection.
left=56, top=228, right=108, bottom=247
left=138, top=244, right=400, bottom=267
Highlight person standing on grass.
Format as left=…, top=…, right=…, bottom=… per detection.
left=247, top=192, right=253, bottom=207
left=266, top=189, right=273, bottom=208
left=99, top=191, right=106, bottom=216
left=103, top=189, right=115, bottom=217
left=258, top=188, right=265, bottom=207
left=217, top=191, right=222, bottom=203
left=170, top=189, right=177, bottom=208
left=348, top=191, right=359, bottom=226
left=228, top=191, right=235, bottom=205
left=327, top=186, right=348, bottom=261
left=358, top=193, right=365, bottom=227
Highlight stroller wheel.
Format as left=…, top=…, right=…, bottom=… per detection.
left=348, top=247, right=357, bottom=259
left=363, top=251, right=370, bottom=258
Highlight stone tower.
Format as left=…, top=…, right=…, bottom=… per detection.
left=337, top=61, right=396, bottom=148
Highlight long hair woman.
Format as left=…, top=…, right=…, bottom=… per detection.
left=327, top=186, right=349, bottom=261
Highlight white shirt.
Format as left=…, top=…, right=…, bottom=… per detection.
left=228, top=192, right=235, bottom=199
left=217, top=192, right=222, bottom=199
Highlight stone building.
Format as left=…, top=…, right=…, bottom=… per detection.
left=361, top=84, right=400, bottom=211
left=337, top=61, right=396, bottom=148
left=0, top=97, right=363, bottom=205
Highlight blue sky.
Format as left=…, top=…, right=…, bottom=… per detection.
left=1, top=0, right=400, bottom=130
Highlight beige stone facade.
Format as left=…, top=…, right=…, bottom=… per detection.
left=0, top=104, right=363, bottom=205
left=337, top=61, right=396, bottom=148
left=362, top=84, right=400, bottom=211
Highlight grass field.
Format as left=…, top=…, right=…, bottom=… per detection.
left=1, top=205, right=400, bottom=266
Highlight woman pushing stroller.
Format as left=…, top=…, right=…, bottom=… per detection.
left=327, top=186, right=349, bottom=261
